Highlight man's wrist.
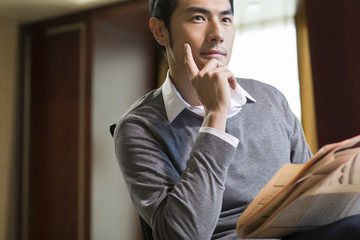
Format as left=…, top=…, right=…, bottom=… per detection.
left=199, top=127, right=239, bottom=148
left=202, top=109, right=227, bottom=131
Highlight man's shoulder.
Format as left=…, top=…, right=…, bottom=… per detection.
left=237, top=77, right=279, bottom=91
left=237, top=77, right=286, bottom=101
left=119, top=87, right=166, bottom=123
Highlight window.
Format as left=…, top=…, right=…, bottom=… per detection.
left=229, top=0, right=301, bottom=119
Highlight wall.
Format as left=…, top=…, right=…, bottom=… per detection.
left=304, top=0, right=360, bottom=146
left=0, top=15, right=18, bottom=240
left=91, top=21, right=150, bottom=240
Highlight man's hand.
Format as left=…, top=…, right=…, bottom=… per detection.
left=184, top=43, right=236, bottom=131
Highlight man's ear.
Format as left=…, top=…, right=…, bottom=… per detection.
left=149, top=17, right=169, bottom=46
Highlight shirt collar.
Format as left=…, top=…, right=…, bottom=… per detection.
left=162, top=70, right=256, bottom=123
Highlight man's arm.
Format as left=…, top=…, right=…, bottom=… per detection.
left=115, top=118, right=237, bottom=239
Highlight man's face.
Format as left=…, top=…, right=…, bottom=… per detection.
left=166, top=0, right=235, bottom=71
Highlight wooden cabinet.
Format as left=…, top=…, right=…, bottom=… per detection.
left=303, top=0, right=360, bottom=146
left=19, top=1, right=157, bottom=239
left=26, top=22, right=89, bottom=240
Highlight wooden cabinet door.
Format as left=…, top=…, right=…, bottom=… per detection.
left=23, top=23, right=90, bottom=240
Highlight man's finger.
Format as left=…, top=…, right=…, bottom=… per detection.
left=184, top=43, right=199, bottom=79
left=200, top=58, right=221, bottom=75
left=206, top=65, right=237, bottom=90
left=228, top=75, right=237, bottom=90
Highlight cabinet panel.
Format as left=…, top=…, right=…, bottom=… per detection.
left=24, top=23, right=88, bottom=240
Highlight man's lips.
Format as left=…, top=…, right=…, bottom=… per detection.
left=200, top=50, right=226, bottom=59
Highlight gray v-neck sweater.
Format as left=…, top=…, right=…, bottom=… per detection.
left=114, top=78, right=312, bottom=240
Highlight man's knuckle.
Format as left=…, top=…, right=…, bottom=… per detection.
left=214, top=72, right=222, bottom=79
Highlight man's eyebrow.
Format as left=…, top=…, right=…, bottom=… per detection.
left=220, top=9, right=233, bottom=16
left=186, top=7, right=233, bottom=16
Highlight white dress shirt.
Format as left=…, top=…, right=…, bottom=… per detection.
left=162, top=70, right=256, bottom=147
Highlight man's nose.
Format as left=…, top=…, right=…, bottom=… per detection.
left=207, top=21, right=224, bottom=44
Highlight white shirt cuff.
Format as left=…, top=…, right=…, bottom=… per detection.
left=199, top=127, right=239, bottom=148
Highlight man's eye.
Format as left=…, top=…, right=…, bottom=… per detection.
left=193, top=15, right=205, bottom=21
left=222, top=17, right=232, bottom=23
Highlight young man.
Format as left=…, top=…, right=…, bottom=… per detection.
left=114, top=0, right=360, bottom=239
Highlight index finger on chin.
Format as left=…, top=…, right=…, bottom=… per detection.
left=184, top=43, right=199, bottom=79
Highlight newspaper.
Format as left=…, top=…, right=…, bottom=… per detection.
left=236, top=135, right=360, bottom=239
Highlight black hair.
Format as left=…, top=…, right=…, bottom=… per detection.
left=149, top=0, right=234, bottom=56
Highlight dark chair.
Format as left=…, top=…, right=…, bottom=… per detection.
left=110, top=124, right=154, bottom=240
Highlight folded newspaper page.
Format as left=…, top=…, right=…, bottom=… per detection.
left=237, top=135, right=360, bottom=239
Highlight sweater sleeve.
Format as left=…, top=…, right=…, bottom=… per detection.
left=290, top=115, right=313, bottom=164
left=115, top=118, right=237, bottom=240
left=282, top=95, right=313, bottom=164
